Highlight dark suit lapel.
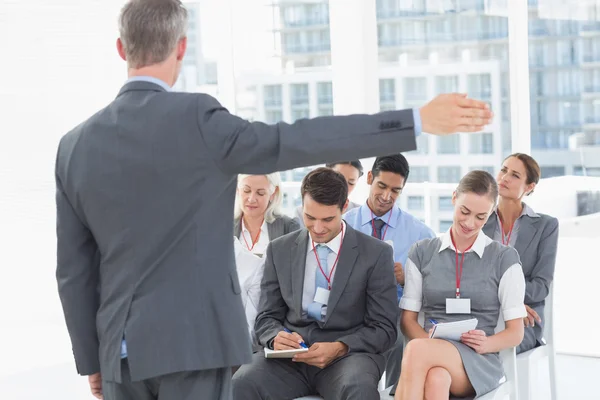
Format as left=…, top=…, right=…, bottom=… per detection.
left=292, top=231, right=309, bottom=319
left=514, top=216, right=540, bottom=259
left=324, top=226, right=359, bottom=325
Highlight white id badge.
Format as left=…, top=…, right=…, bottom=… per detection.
left=446, top=298, right=471, bottom=314
left=314, top=287, right=330, bottom=305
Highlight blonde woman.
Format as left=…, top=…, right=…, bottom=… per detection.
left=233, top=173, right=300, bottom=352
left=234, top=173, right=300, bottom=256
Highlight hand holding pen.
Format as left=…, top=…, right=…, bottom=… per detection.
left=273, top=327, right=308, bottom=351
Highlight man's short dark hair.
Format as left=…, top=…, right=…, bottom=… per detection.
left=301, top=167, right=348, bottom=210
left=325, top=160, right=364, bottom=177
left=371, top=154, right=410, bottom=181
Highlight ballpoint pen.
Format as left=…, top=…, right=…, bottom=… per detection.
left=283, top=327, right=308, bottom=348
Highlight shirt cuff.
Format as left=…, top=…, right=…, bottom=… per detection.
left=412, top=108, right=422, bottom=136
left=503, top=304, right=527, bottom=321
left=399, top=297, right=422, bottom=312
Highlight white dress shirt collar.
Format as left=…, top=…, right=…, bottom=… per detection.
left=306, top=221, right=346, bottom=255
left=438, top=228, right=490, bottom=258
left=241, top=218, right=268, bottom=236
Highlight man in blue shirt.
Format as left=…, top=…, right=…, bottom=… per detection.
left=344, top=154, right=436, bottom=391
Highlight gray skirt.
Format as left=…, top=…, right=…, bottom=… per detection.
left=447, top=340, right=505, bottom=398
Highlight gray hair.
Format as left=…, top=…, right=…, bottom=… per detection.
left=234, top=173, right=283, bottom=224
left=118, top=0, right=188, bottom=69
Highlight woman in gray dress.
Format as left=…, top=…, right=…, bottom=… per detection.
left=484, top=153, right=559, bottom=354
left=396, top=170, right=527, bottom=399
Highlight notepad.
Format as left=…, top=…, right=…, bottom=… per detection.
left=264, top=347, right=309, bottom=359
left=429, top=318, right=478, bottom=341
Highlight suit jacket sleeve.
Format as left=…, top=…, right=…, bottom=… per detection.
left=196, top=95, right=416, bottom=175
left=55, top=163, right=101, bottom=376
left=337, top=245, right=398, bottom=354
left=525, top=218, right=559, bottom=305
left=254, top=243, right=288, bottom=348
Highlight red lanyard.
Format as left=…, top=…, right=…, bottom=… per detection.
left=241, top=219, right=263, bottom=251
left=498, top=216, right=514, bottom=246
left=450, top=229, right=474, bottom=299
left=370, top=208, right=393, bottom=240
left=311, top=223, right=345, bottom=290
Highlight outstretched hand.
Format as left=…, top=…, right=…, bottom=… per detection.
left=420, top=93, right=493, bottom=135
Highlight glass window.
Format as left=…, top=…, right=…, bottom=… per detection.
left=469, top=133, right=494, bottom=154
left=317, top=82, right=333, bottom=104
left=264, top=85, right=282, bottom=107
left=467, top=74, right=492, bottom=101
left=379, top=79, right=395, bottom=103
left=317, top=106, right=333, bottom=116
left=407, top=196, right=425, bottom=211
left=410, top=166, right=430, bottom=183
left=290, top=84, right=309, bottom=105
left=403, top=77, right=427, bottom=102
left=573, top=167, right=600, bottom=177
left=265, top=110, right=282, bottom=124
left=438, top=196, right=453, bottom=211
left=439, top=220, right=453, bottom=233
left=438, top=166, right=461, bottom=183
left=411, top=134, right=429, bottom=155
left=540, top=166, right=566, bottom=178
left=435, top=76, right=458, bottom=94
left=292, top=109, right=310, bottom=121
left=437, top=135, right=460, bottom=154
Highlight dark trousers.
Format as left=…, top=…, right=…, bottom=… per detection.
left=232, top=351, right=381, bottom=400
left=103, top=359, right=232, bottom=400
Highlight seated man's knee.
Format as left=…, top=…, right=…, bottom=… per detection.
left=232, top=366, right=259, bottom=395
left=337, top=372, right=378, bottom=398
left=424, top=367, right=451, bottom=395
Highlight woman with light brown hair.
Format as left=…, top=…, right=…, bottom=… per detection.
left=396, top=170, right=526, bottom=399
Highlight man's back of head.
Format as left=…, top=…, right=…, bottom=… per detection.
left=117, top=0, right=188, bottom=85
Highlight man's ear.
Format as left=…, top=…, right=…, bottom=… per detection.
left=176, top=37, right=187, bottom=61
left=367, top=171, right=374, bottom=185
left=117, top=38, right=127, bottom=61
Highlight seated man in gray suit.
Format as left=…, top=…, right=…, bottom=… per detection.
left=232, top=168, right=398, bottom=400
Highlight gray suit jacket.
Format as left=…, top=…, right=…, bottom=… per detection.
left=55, top=81, right=416, bottom=382
left=233, top=215, right=300, bottom=241
left=254, top=226, right=399, bottom=370
left=483, top=211, right=559, bottom=343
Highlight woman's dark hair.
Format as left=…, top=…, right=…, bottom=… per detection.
left=325, top=160, right=364, bottom=177
left=301, top=167, right=348, bottom=211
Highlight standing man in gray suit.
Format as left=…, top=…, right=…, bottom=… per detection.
left=233, top=168, right=398, bottom=400
left=55, top=0, right=493, bottom=399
